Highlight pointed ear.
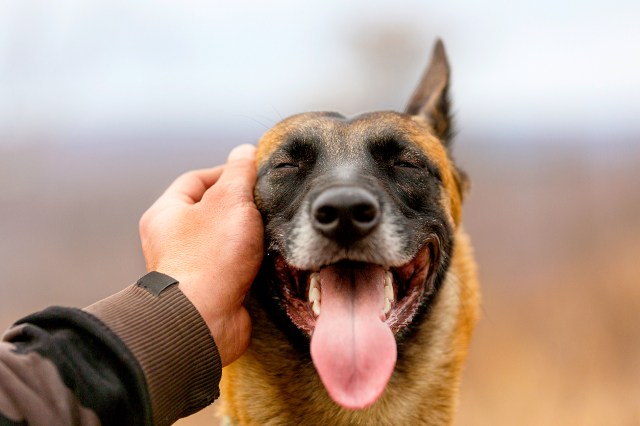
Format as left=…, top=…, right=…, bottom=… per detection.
left=405, top=39, right=453, bottom=145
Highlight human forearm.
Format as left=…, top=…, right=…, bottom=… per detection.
left=0, top=274, right=222, bottom=426
left=85, top=273, right=222, bottom=424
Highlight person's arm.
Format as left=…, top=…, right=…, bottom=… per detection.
left=1, top=305, right=151, bottom=426
left=0, top=145, right=263, bottom=425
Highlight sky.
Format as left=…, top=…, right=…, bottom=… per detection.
left=1, top=0, right=639, bottom=146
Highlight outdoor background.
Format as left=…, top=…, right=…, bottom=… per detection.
left=1, top=1, right=639, bottom=425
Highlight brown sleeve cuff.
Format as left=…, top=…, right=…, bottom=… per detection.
left=84, top=278, right=221, bottom=425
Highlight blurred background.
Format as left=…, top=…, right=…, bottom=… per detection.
left=1, top=1, right=639, bottom=424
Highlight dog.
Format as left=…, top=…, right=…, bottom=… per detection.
left=219, top=39, right=479, bottom=425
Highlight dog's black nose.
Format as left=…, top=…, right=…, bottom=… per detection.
left=311, top=187, right=380, bottom=244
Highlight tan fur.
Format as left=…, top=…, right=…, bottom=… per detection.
left=220, top=120, right=479, bottom=425
left=257, top=113, right=463, bottom=225
left=220, top=41, right=479, bottom=425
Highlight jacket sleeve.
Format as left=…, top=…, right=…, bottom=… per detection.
left=0, top=272, right=222, bottom=426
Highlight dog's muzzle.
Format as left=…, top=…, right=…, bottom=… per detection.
left=311, top=186, right=381, bottom=245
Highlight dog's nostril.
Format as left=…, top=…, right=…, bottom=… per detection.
left=311, top=187, right=380, bottom=243
left=352, top=203, right=377, bottom=224
left=315, top=205, right=339, bottom=225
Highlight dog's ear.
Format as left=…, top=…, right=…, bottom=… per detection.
left=406, top=40, right=469, bottom=200
left=405, top=39, right=452, bottom=145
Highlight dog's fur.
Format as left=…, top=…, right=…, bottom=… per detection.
left=219, top=40, right=479, bottom=425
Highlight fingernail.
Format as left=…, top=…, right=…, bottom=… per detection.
left=228, top=144, right=256, bottom=162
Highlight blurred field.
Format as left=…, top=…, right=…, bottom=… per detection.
left=2, top=3, right=639, bottom=423
left=2, top=134, right=638, bottom=425
left=457, top=139, right=640, bottom=425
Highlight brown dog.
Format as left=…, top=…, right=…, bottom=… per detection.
left=219, top=39, right=479, bottom=425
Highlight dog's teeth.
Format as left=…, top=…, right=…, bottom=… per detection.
left=309, top=274, right=318, bottom=291
left=310, top=272, right=321, bottom=315
left=384, top=271, right=394, bottom=302
left=309, top=287, right=320, bottom=303
left=310, top=272, right=320, bottom=288
left=385, top=270, right=393, bottom=286
left=309, top=272, right=321, bottom=302
left=383, top=271, right=394, bottom=314
left=384, top=282, right=394, bottom=301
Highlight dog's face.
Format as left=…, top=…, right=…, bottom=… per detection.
left=253, top=40, right=467, bottom=410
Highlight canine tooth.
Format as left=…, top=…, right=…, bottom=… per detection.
left=384, top=297, right=391, bottom=315
left=309, top=287, right=320, bottom=303
left=309, top=272, right=321, bottom=302
left=312, top=300, right=321, bottom=316
left=384, top=283, right=394, bottom=301
left=310, top=272, right=320, bottom=285
left=384, top=271, right=394, bottom=301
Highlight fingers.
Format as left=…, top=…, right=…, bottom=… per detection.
left=148, top=144, right=256, bottom=213
left=206, top=144, right=257, bottom=204
left=158, top=166, right=224, bottom=206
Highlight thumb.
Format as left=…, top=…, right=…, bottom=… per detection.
left=227, top=144, right=256, bottom=163
left=211, top=144, right=257, bottom=202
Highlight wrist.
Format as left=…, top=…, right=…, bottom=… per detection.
left=85, top=274, right=222, bottom=422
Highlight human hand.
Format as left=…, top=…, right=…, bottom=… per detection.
left=138, top=144, right=263, bottom=367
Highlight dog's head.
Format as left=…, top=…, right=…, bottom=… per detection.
left=253, top=40, right=467, bottom=410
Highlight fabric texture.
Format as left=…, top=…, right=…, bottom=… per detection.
left=85, top=278, right=222, bottom=424
left=0, top=275, right=222, bottom=425
left=1, top=307, right=149, bottom=425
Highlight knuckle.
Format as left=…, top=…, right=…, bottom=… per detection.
left=138, top=208, right=157, bottom=236
left=180, top=169, right=197, bottom=180
left=139, top=212, right=150, bottom=234
left=234, top=160, right=257, bottom=181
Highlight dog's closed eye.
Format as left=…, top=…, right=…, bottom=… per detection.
left=274, top=162, right=299, bottom=169
left=393, top=158, right=425, bottom=170
left=270, top=138, right=318, bottom=171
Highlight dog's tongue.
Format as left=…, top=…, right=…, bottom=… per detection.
left=310, top=263, right=397, bottom=410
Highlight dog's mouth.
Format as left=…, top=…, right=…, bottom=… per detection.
left=274, top=243, right=433, bottom=336
left=272, top=242, right=435, bottom=410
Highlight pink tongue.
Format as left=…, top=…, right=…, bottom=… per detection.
left=310, top=264, right=397, bottom=409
